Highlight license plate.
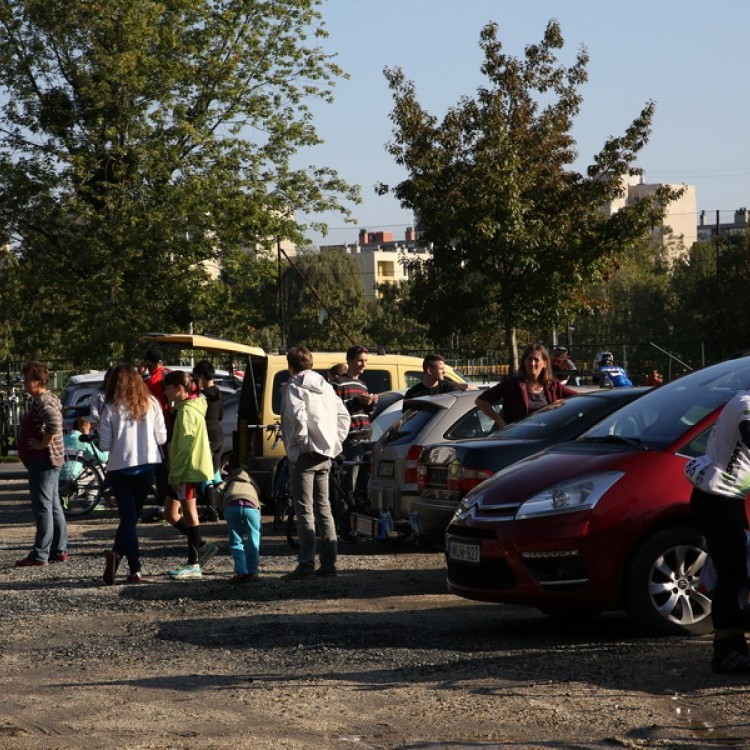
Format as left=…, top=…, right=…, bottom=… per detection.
left=378, top=461, right=395, bottom=478
left=447, top=539, right=480, bottom=564
left=353, top=514, right=379, bottom=538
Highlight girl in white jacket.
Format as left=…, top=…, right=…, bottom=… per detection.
left=98, top=364, right=167, bottom=584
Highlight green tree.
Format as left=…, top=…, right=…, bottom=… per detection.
left=381, top=21, right=681, bottom=369
left=668, top=233, right=750, bottom=363
left=0, top=0, right=359, bottom=365
left=364, top=281, right=431, bottom=352
left=280, top=249, right=368, bottom=350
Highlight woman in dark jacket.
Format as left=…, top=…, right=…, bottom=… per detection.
left=475, top=344, right=577, bottom=428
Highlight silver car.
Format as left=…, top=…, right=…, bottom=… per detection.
left=360, top=391, right=501, bottom=537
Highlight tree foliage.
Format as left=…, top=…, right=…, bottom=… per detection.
left=668, top=233, right=750, bottom=362
left=280, top=249, right=368, bottom=350
left=0, top=0, right=359, bottom=365
left=381, top=20, right=682, bottom=368
left=364, top=281, right=431, bottom=353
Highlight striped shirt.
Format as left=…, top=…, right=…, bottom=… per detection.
left=32, top=390, right=65, bottom=467
left=334, top=376, right=374, bottom=441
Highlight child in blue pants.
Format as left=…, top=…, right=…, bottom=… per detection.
left=220, top=469, right=261, bottom=583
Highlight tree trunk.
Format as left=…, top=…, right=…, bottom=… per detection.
left=505, top=326, right=518, bottom=373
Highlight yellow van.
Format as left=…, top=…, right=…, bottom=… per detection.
left=140, top=334, right=466, bottom=504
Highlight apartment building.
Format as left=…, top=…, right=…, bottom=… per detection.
left=606, top=175, right=697, bottom=261
left=320, top=228, right=431, bottom=299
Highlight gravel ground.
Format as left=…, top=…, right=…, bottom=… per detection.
left=2, top=472, right=750, bottom=749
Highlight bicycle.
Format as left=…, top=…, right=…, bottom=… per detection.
left=0, top=375, right=30, bottom=456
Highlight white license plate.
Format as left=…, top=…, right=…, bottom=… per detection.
left=378, top=461, right=395, bottom=478
left=447, top=539, right=481, bottom=564
left=353, top=514, right=379, bottom=537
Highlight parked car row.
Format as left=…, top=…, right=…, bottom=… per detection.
left=356, top=356, right=750, bottom=635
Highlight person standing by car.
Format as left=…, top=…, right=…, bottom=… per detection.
left=685, top=390, right=750, bottom=674
left=403, top=353, right=472, bottom=401
left=281, top=346, right=350, bottom=578
left=475, top=344, right=577, bottom=429
left=15, top=361, right=67, bottom=567
left=334, top=345, right=378, bottom=519
left=192, top=360, right=223, bottom=522
left=161, top=370, right=217, bottom=579
left=97, top=364, right=167, bottom=584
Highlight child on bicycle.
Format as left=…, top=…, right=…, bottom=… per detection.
left=161, top=370, right=217, bottom=580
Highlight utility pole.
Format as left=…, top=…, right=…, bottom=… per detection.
left=277, top=238, right=285, bottom=352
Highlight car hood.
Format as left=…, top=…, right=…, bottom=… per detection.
left=463, top=441, right=650, bottom=509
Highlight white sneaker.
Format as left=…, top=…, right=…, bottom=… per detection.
left=168, top=563, right=202, bottom=579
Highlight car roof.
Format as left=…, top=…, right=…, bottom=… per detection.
left=403, top=390, right=478, bottom=410
left=142, top=332, right=266, bottom=357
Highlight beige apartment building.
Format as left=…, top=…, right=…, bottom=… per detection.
left=606, top=175, right=697, bottom=261
left=321, top=228, right=431, bottom=299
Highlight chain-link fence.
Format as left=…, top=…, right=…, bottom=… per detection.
left=400, top=342, right=715, bottom=386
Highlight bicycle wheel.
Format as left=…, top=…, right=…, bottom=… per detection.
left=60, top=453, right=105, bottom=517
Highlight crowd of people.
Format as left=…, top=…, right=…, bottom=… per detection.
left=11, top=343, right=750, bottom=676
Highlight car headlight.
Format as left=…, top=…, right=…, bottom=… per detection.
left=515, top=471, right=624, bottom=520
left=453, top=494, right=480, bottom=521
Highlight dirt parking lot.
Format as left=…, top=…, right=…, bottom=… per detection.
left=2, top=469, right=750, bottom=749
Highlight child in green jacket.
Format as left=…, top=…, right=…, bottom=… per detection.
left=161, top=370, right=217, bottom=579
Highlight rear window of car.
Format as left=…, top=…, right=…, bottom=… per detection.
left=443, top=404, right=502, bottom=440
left=404, top=371, right=423, bottom=388
left=360, top=369, right=392, bottom=393
left=383, top=405, right=440, bottom=446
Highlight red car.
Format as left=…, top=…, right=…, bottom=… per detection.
left=446, top=355, right=750, bottom=635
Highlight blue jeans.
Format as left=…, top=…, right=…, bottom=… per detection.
left=109, top=468, right=155, bottom=574
left=25, top=458, right=67, bottom=562
left=224, top=503, right=261, bottom=575
left=290, top=453, right=337, bottom=569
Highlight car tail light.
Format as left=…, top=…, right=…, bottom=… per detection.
left=404, top=445, right=423, bottom=484
left=416, top=461, right=427, bottom=490
left=446, top=466, right=494, bottom=497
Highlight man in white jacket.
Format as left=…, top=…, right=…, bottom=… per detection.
left=280, top=346, right=351, bottom=578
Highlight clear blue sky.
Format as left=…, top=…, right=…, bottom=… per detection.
left=297, top=0, right=749, bottom=247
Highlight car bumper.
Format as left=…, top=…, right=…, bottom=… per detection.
left=367, top=482, right=419, bottom=520
left=445, top=513, right=620, bottom=609
left=409, top=496, right=460, bottom=540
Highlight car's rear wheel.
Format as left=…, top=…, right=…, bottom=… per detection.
left=624, top=527, right=712, bottom=636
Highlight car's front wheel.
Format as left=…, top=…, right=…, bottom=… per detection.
left=624, top=526, right=712, bottom=636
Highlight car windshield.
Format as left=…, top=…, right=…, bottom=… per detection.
left=487, top=393, right=637, bottom=441
left=581, top=357, right=750, bottom=450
